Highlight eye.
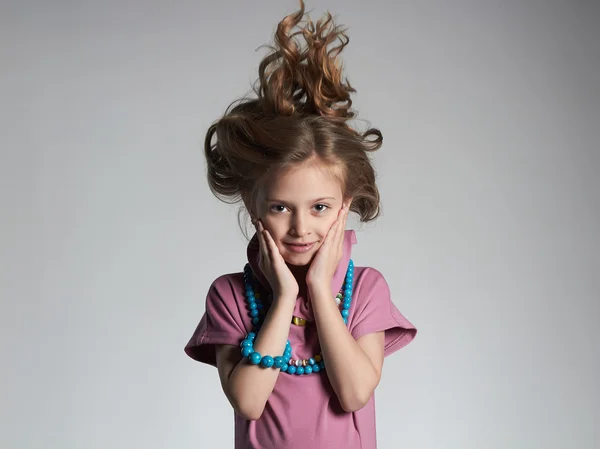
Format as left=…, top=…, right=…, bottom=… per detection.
left=313, top=204, right=329, bottom=213
left=270, top=204, right=288, bottom=213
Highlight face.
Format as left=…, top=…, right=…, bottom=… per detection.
left=254, top=161, right=345, bottom=266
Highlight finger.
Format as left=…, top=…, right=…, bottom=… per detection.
left=256, top=220, right=269, bottom=259
left=340, top=200, right=351, bottom=226
left=333, top=203, right=347, bottom=238
left=263, top=229, right=281, bottom=259
left=341, top=201, right=350, bottom=229
left=321, top=215, right=340, bottom=250
left=335, top=202, right=350, bottom=251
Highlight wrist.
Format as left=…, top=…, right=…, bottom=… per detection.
left=272, top=293, right=297, bottom=308
left=307, top=283, right=331, bottom=299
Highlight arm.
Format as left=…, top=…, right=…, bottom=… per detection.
left=215, top=295, right=295, bottom=420
left=310, top=286, right=385, bottom=412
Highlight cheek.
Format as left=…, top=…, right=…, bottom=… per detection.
left=321, top=216, right=338, bottom=235
left=260, top=217, right=284, bottom=238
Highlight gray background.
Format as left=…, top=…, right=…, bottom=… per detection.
left=1, top=0, right=599, bottom=448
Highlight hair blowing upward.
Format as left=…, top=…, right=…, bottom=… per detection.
left=204, top=0, right=384, bottom=223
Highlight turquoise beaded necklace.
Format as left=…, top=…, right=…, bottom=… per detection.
left=240, top=259, right=355, bottom=375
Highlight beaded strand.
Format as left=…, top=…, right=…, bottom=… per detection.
left=239, top=260, right=354, bottom=375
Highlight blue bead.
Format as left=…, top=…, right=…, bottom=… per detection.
left=261, top=356, right=274, bottom=368
left=273, top=356, right=284, bottom=368
left=319, top=360, right=325, bottom=369
left=241, top=339, right=253, bottom=348
left=287, top=365, right=297, bottom=375
left=241, top=346, right=253, bottom=357
left=312, top=363, right=320, bottom=373
left=250, top=309, right=259, bottom=317
left=341, top=309, right=349, bottom=318
left=251, top=317, right=260, bottom=325
left=249, top=302, right=257, bottom=310
left=343, top=299, right=351, bottom=309
left=304, top=365, right=313, bottom=374
left=344, top=288, right=352, bottom=297
left=256, top=303, right=263, bottom=309
left=247, top=332, right=256, bottom=340
left=249, top=352, right=262, bottom=365
left=281, top=363, right=288, bottom=372
left=309, top=358, right=316, bottom=365
left=343, top=317, right=348, bottom=324
left=296, top=366, right=304, bottom=375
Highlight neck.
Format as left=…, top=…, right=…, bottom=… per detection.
left=287, top=262, right=309, bottom=295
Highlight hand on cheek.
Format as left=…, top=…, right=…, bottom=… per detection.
left=306, top=201, right=351, bottom=291
left=254, top=219, right=299, bottom=299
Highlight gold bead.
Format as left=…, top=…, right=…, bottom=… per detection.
left=291, top=316, right=306, bottom=326
left=315, top=354, right=322, bottom=362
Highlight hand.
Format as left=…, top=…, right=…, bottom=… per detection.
left=306, top=200, right=351, bottom=292
left=254, top=219, right=299, bottom=300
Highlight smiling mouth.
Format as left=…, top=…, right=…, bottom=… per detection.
left=284, top=242, right=316, bottom=253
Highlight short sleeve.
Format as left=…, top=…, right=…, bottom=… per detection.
left=350, top=268, right=417, bottom=357
left=184, top=274, right=248, bottom=367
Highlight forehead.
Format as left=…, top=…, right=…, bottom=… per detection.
left=260, top=162, right=343, bottom=201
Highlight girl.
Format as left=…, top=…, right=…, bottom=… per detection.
left=184, top=2, right=417, bottom=447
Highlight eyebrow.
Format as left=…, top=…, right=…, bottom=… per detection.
left=266, top=197, right=336, bottom=203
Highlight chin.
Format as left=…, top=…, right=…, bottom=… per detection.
left=282, top=251, right=315, bottom=267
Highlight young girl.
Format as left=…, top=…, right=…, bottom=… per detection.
left=184, top=2, right=417, bottom=447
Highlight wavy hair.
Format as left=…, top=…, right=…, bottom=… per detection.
left=204, top=0, right=383, bottom=229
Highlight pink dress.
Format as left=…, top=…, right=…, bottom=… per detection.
left=185, top=230, right=417, bottom=449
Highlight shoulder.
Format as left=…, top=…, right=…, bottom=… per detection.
left=348, top=265, right=393, bottom=314
left=209, top=271, right=245, bottom=290
left=352, top=266, right=389, bottom=291
left=205, top=271, right=245, bottom=304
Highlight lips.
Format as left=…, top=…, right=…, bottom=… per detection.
left=283, top=242, right=316, bottom=253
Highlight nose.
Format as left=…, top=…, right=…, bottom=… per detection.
left=289, top=211, right=308, bottom=237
